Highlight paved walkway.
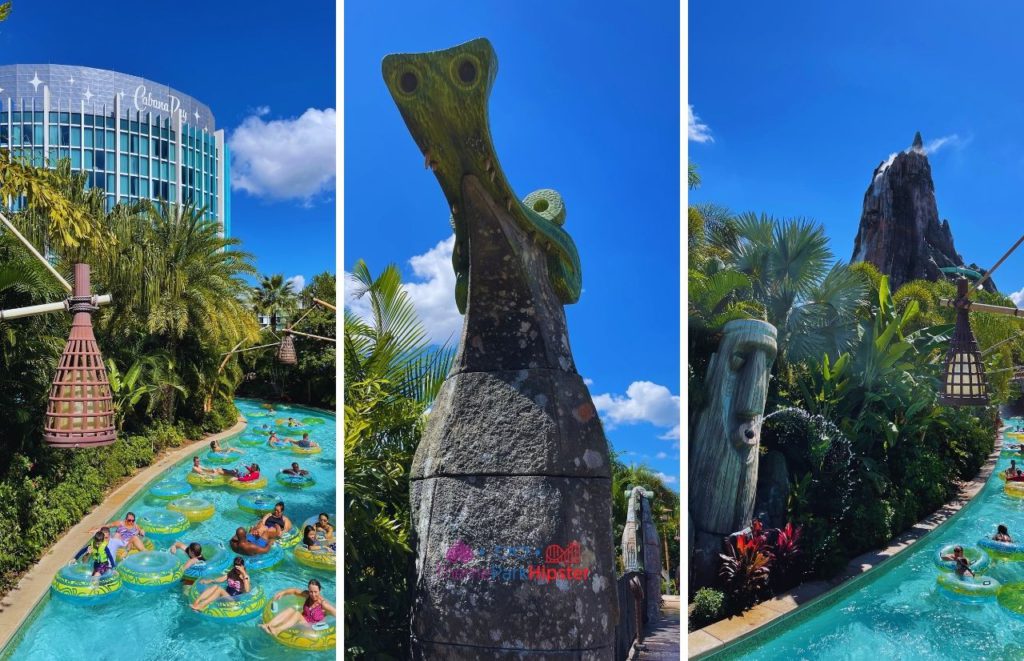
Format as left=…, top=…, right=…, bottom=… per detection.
left=637, top=595, right=681, bottom=660
left=0, top=417, right=247, bottom=653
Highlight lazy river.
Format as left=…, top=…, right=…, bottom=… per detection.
left=1, top=398, right=336, bottom=659
left=712, top=419, right=1024, bottom=660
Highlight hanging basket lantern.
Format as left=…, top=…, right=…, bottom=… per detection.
left=939, top=278, right=989, bottom=407
left=277, top=331, right=297, bottom=365
left=43, top=264, right=117, bottom=448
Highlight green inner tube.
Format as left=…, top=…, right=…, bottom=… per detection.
left=117, top=551, right=185, bottom=590
left=138, top=510, right=190, bottom=536
left=188, top=582, right=267, bottom=619
left=262, top=593, right=336, bottom=651
left=52, top=563, right=123, bottom=601
left=999, top=581, right=1024, bottom=617
left=937, top=572, right=1001, bottom=598
left=237, top=491, right=281, bottom=515
left=934, top=544, right=990, bottom=573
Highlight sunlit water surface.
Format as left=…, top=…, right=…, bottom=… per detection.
left=720, top=419, right=1024, bottom=661
left=3, top=398, right=336, bottom=660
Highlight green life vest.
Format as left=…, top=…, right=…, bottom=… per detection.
left=91, top=539, right=108, bottom=564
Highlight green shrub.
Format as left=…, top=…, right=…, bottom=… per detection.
left=691, top=588, right=725, bottom=628
left=0, top=414, right=227, bottom=596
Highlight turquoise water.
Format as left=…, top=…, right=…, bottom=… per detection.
left=3, top=399, right=336, bottom=659
left=716, top=422, right=1024, bottom=661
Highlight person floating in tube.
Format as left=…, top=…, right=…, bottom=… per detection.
left=940, top=546, right=975, bottom=578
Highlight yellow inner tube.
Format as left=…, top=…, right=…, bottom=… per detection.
left=168, top=497, right=216, bottom=523
left=277, top=526, right=301, bottom=550
left=1005, top=481, right=1024, bottom=498
left=230, top=475, right=269, bottom=491
left=292, top=444, right=322, bottom=455
left=186, top=471, right=228, bottom=488
left=293, top=544, right=336, bottom=571
left=115, top=536, right=155, bottom=562
left=262, top=593, right=336, bottom=651
left=188, top=582, right=267, bottom=619
left=52, top=563, right=123, bottom=601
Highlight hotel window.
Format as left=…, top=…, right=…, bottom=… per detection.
left=71, top=127, right=81, bottom=146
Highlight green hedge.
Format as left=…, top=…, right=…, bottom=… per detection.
left=0, top=405, right=236, bottom=595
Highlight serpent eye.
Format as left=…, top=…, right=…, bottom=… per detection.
left=398, top=70, right=419, bottom=94
left=451, top=55, right=481, bottom=89
left=458, top=59, right=477, bottom=84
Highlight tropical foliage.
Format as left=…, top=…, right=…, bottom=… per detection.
left=691, top=164, right=1009, bottom=620
left=344, top=261, right=453, bottom=660
left=0, top=154, right=263, bottom=596
left=238, top=271, right=337, bottom=409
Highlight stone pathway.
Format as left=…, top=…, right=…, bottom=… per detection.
left=636, top=595, right=681, bottom=660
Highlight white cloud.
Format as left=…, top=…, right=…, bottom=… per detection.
left=345, top=236, right=463, bottom=346
left=592, top=381, right=680, bottom=438
left=287, top=275, right=305, bottom=292
left=229, top=108, right=336, bottom=203
left=1011, top=288, right=1024, bottom=307
left=656, top=472, right=678, bottom=485
left=656, top=452, right=668, bottom=460
left=252, top=105, right=271, bottom=117
left=688, top=105, right=713, bottom=143
left=583, top=377, right=594, bottom=386
left=403, top=236, right=462, bottom=345
left=922, top=134, right=966, bottom=155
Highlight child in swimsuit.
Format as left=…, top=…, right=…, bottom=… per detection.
left=190, top=557, right=250, bottom=611
left=940, top=546, right=975, bottom=577
left=86, top=531, right=114, bottom=576
left=260, top=578, right=336, bottom=636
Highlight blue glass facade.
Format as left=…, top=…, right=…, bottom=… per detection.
left=0, top=64, right=228, bottom=237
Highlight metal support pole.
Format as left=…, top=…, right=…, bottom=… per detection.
left=313, top=297, right=336, bottom=312
left=285, top=328, right=336, bottom=343
left=0, top=210, right=73, bottom=292
left=939, top=298, right=1024, bottom=318
left=0, top=294, right=112, bottom=322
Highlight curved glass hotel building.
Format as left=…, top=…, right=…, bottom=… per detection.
left=0, top=64, right=229, bottom=236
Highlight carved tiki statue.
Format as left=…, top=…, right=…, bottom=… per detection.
left=689, top=319, right=777, bottom=588
left=383, top=38, right=617, bottom=660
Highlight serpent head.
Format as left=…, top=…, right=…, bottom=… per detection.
left=382, top=38, right=582, bottom=314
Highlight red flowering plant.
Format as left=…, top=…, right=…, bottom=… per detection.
left=718, top=524, right=772, bottom=611
left=767, top=522, right=803, bottom=591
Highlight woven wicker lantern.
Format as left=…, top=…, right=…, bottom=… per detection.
left=939, top=278, right=989, bottom=407
left=43, top=264, right=116, bottom=448
left=277, top=331, right=297, bottom=365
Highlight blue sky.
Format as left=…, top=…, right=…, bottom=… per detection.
left=0, top=0, right=335, bottom=289
left=691, top=2, right=1024, bottom=301
left=344, top=2, right=681, bottom=488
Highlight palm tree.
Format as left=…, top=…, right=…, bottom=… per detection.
left=719, top=212, right=868, bottom=367
left=252, top=274, right=298, bottom=332
left=344, top=260, right=453, bottom=658
left=80, top=201, right=259, bottom=419
left=0, top=6, right=94, bottom=248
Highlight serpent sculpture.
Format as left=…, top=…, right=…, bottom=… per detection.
left=384, top=38, right=616, bottom=659
left=689, top=319, right=777, bottom=589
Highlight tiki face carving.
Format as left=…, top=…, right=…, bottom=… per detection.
left=714, top=320, right=778, bottom=459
